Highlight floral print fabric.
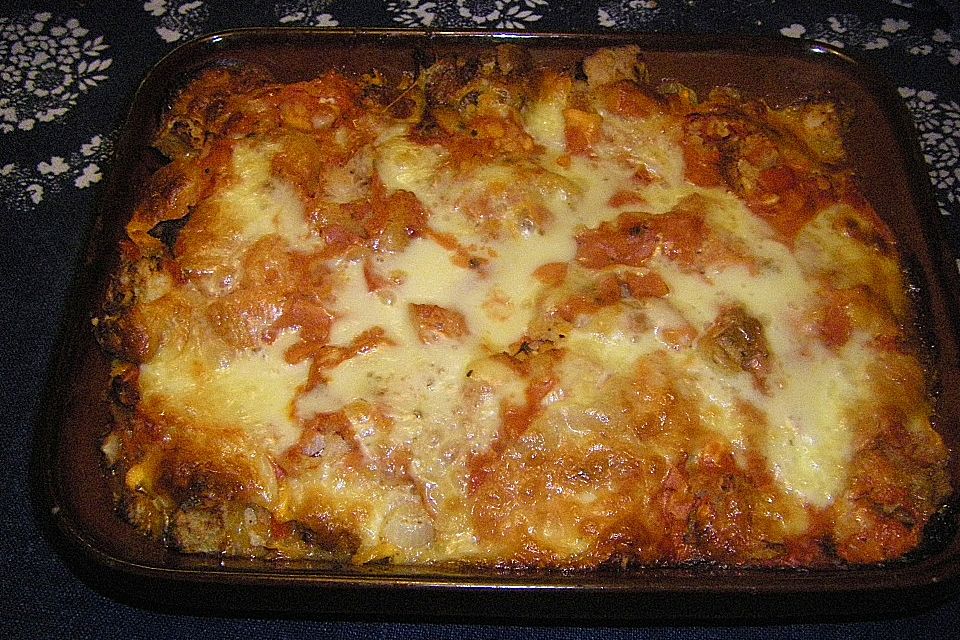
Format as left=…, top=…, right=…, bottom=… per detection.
left=3, top=2, right=959, bottom=637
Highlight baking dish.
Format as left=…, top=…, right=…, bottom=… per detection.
left=33, top=28, right=960, bottom=620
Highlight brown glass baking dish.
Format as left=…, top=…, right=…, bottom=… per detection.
left=33, top=28, right=960, bottom=621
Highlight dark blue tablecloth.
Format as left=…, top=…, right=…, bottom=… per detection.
left=4, top=1, right=960, bottom=637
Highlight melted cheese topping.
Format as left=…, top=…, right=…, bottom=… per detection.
left=141, top=329, right=310, bottom=456
left=314, top=124, right=852, bottom=507
left=109, top=52, right=946, bottom=566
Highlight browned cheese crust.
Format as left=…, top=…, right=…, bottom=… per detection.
left=95, top=46, right=951, bottom=567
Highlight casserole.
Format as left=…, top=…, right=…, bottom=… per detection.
left=35, top=29, right=960, bottom=619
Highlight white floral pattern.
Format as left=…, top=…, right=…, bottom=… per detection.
left=4, top=7, right=960, bottom=635
left=143, top=0, right=209, bottom=43
left=597, top=0, right=775, bottom=30
left=0, top=12, right=111, bottom=134
left=387, top=0, right=547, bottom=29
left=779, top=15, right=891, bottom=50
left=779, top=13, right=960, bottom=64
left=597, top=0, right=660, bottom=29
left=899, top=88, right=960, bottom=216
left=1, top=133, right=112, bottom=208
left=276, top=0, right=339, bottom=26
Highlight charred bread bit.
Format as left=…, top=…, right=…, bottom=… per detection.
left=95, top=47, right=949, bottom=566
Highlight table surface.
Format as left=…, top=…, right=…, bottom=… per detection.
left=4, top=1, right=960, bottom=637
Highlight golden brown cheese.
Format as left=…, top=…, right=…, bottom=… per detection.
left=96, top=46, right=950, bottom=567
